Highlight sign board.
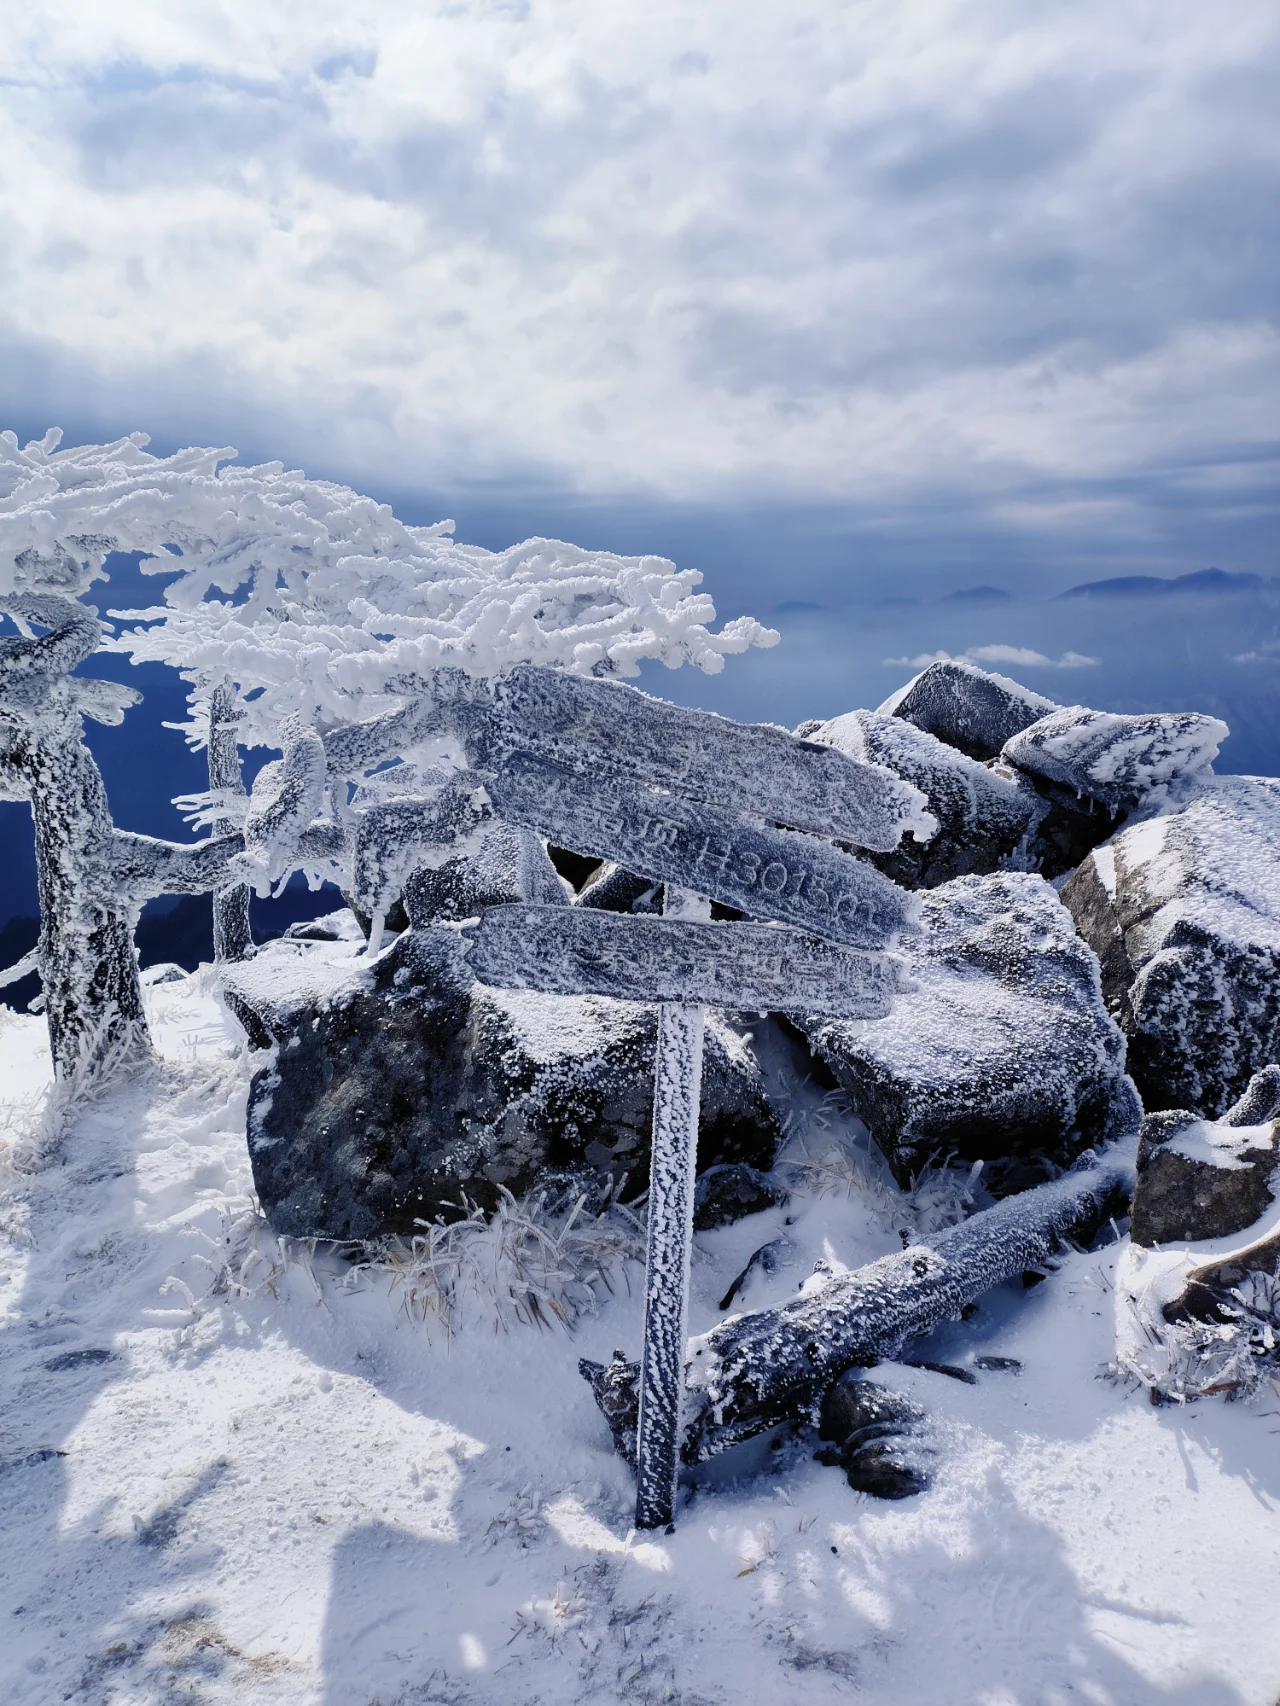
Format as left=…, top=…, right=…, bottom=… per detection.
left=489, top=663, right=932, bottom=852
left=463, top=904, right=898, bottom=1019
left=331, top=660, right=922, bottom=1533
left=483, top=750, right=917, bottom=951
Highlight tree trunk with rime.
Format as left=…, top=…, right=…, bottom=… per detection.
left=8, top=725, right=148, bottom=1078
left=208, top=679, right=252, bottom=962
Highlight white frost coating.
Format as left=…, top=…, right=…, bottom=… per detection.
left=1119, top=777, right=1280, bottom=964
left=809, top=708, right=1032, bottom=864
left=876, top=658, right=1057, bottom=722
left=1003, top=705, right=1227, bottom=809
left=233, top=730, right=330, bottom=894
left=1091, top=840, right=1117, bottom=897
left=0, top=430, right=777, bottom=747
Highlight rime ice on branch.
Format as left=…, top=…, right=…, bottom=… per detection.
left=0, top=428, right=781, bottom=1073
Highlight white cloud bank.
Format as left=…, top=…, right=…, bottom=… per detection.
left=1, top=2, right=1277, bottom=512
left=887, top=645, right=1099, bottom=669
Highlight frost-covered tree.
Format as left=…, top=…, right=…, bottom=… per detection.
left=0, top=428, right=778, bottom=1072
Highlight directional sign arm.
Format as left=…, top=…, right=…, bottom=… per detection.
left=462, top=905, right=898, bottom=1020
left=482, top=750, right=918, bottom=950
left=492, top=663, right=935, bottom=851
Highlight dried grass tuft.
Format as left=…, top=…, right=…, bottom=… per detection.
left=1112, top=1268, right=1280, bottom=1405
left=770, top=1078, right=983, bottom=1233
left=360, top=1181, right=646, bottom=1335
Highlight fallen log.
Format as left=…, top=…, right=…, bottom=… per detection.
left=580, top=1151, right=1132, bottom=1467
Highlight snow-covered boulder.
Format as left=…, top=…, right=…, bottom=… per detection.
left=801, top=710, right=1044, bottom=888
left=881, top=659, right=1058, bottom=763
left=1062, top=777, right=1280, bottom=1115
left=1130, top=1109, right=1279, bottom=1248
left=574, top=861, right=661, bottom=914
left=402, top=823, right=568, bottom=926
left=1129, top=1067, right=1280, bottom=1247
left=802, top=872, right=1141, bottom=1192
left=231, top=928, right=779, bottom=1240
left=1003, top=706, right=1227, bottom=813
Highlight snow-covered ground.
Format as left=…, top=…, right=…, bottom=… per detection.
left=2, top=978, right=1278, bottom=1706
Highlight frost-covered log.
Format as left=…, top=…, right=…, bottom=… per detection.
left=580, top=1154, right=1132, bottom=1467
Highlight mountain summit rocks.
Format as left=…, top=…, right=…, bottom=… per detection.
left=801, top=871, right=1141, bottom=1193
left=879, top=659, right=1058, bottom=763
left=1063, top=777, right=1280, bottom=1116
left=228, top=928, right=779, bottom=1241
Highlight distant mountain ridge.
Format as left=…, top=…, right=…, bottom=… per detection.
left=1059, top=568, right=1274, bottom=600
left=940, top=585, right=1014, bottom=603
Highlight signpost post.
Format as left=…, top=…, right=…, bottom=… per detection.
left=446, top=664, right=926, bottom=1528
left=635, top=885, right=710, bottom=1532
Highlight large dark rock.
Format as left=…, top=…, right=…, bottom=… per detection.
left=815, top=1374, right=934, bottom=1499
left=574, top=861, right=662, bottom=914
left=229, top=928, right=780, bottom=1241
left=1130, top=1067, right=1280, bottom=1247
left=801, top=710, right=1045, bottom=888
left=802, top=872, right=1141, bottom=1192
left=1062, top=777, right=1280, bottom=1115
left=403, top=823, right=567, bottom=925
left=881, top=659, right=1058, bottom=763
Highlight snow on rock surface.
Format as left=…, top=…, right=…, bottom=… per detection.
left=803, top=872, right=1141, bottom=1193
left=230, top=929, right=779, bottom=1240
left=4, top=988, right=1280, bottom=1706
left=1062, top=775, right=1280, bottom=1115
left=1003, top=704, right=1227, bottom=812
left=1129, top=1062, right=1280, bottom=1247
left=879, top=658, right=1059, bottom=763
left=801, top=709, right=1044, bottom=888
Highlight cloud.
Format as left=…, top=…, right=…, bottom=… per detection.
left=885, top=645, right=1100, bottom=669
left=1, top=1, right=1277, bottom=527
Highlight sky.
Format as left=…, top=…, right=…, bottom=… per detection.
left=2, top=2, right=1277, bottom=559
left=1, top=2, right=1278, bottom=925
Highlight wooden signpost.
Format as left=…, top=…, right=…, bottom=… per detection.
left=449, top=664, right=924, bottom=1530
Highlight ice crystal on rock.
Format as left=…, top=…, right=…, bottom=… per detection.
left=1063, top=776, right=1280, bottom=1115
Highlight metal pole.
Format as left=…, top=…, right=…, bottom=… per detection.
left=634, top=885, right=709, bottom=1530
